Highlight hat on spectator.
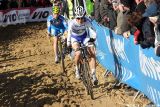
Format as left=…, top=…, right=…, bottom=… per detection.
left=143, top=2, right=158, bottom=17
left=120, top=0, right=131, bottom=8
left=112, top=0, right=120, bottom=6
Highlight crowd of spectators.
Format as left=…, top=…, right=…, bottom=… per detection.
left=93, top=0, right=160, bottom=56
left=0, top=0, right=160, bottom=56
left=0, top=0, right=52, bottom=10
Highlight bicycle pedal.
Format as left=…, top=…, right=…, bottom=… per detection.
left=93, top=79, right=98, bottom=86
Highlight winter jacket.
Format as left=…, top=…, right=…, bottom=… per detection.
left=100, top=0, right=117, bottom=30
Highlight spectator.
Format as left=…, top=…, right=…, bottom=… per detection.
left=141, top=18, right=155, bottom=49
left=52, top=0, right=69, bottom=18
left=0, top=0, right=9, bottom=10
left=30, top=0, right=37, bottom=7
left=127, top=12, right=145, bottom=44
left=124, top=0, right=146, bottom=43
left=37, top=0, right=45, bottom=7
left=154, top=23, right=160, bottom=56
left=149, top=15, right=160, bottom=56
left=20, top=0, right=30, bottom=7
left=52, top=0, right=61, bottom=6
left=154, top=0, right=160, bottom=7
left=134, top=0, right=158, bottom=49
left=9, top=0, right=18, bottom=8
left=114, top=0, right=131, bottom=35
left=127, top=2, right=156, bottom=49
left=100, top=0, right=117, bottom=30
left=61, top=0, right=69, bottom=18
left=45, top=0, right=52, bottom=7
left=143, top=0, right=158, bottom=17
left=112, top=0, right=120, bottom=11
left=86, top=0, right=94, bottom=16
left=67, top=0, right=74, bottom=19
left=134, top=0, right=146, bottom=14
left=149, top=0, right=160, bottom=56
left=93, top=0, right=101, bottom=23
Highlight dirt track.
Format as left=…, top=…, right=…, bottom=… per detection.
left=0, top=22, right=151, bottom=107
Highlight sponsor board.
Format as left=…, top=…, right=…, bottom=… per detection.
left=92, top=20, right=160, bottom=106
left=0, top=7, right=52, bottom=26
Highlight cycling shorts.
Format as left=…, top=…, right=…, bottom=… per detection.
left=71, top=32, right=90, bottom=45
left=50, top=26, right=65, bottom=36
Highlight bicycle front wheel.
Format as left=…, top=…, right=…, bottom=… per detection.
left=59, top=40, right=65, bottom=72
left=82, top=61, right=94, bottom=99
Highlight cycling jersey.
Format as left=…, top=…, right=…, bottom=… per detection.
left=67, top=17, right=95, bottom=45
left=47, top=15, right=68, bottom=36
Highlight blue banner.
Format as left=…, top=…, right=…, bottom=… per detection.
left=92, top=21, right=160, bottom=106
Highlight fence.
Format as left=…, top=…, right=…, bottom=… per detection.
left=92, top=21, right=160, bottom=106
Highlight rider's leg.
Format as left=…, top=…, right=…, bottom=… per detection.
left=88, top=46, right=98, bottom=85
left=88, top=46, right=96, bottom=71
left=72, top=42, right=81, bottom=79
left=53, top=36, right=59, bottom=63
left=51, top=27, right=59, bottom=63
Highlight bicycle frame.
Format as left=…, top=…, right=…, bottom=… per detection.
left=57, top=33, right=66, bottom=72
left=78, top=43, right=94, bottom=99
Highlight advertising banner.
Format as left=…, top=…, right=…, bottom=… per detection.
left=0, top=7, right=52, bottom=26
left=92, top=21, right=160, bottom=106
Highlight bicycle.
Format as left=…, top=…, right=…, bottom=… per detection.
left=77, top=42, right=95, bottom=100
left=57, top=33, right=67, bottom=72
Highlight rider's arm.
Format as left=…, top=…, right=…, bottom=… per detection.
left=86, top=18, right=97, bottom=39
left=47, top=16, right=52, bottom=35
left=62, top=17, right=68, bottom=31
left=67, top=21, right=72, bottom=46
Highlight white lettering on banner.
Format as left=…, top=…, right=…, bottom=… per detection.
left=114, top=38, right=129, bottom=63
left=105, top=35, right=129, bottom=63
left=147, top=85, right=160, bottom=105
left=139, top=49, right=160, bottom=80
left=96, top=49, right=107, bottom=60
left=105, top=36, right=112, bottom=53
left=18, top=9, right=30, bottom=23
left=96, top=29, right=110, bottom=60
left=121, top=67, right=133, bottom=82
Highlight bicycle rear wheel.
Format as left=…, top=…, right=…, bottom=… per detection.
left=80, top=63, right=87, bottom=87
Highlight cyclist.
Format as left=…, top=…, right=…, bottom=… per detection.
left=47, top=6, right=68, bottom=63
left=52, top=0, right=69, bottom=19
left=67, top=6, right=98, bottom=85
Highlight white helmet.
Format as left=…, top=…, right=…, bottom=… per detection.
left=74, top=6, right=86, bottom=18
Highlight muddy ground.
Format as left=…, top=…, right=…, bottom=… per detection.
left=0, top=22, right=151, bottom=107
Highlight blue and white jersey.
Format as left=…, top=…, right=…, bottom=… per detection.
left=68, top=17, right=92, bottom=36
left=67, top=17, right=96, bottom=44
left=47, top=15, right=68, bottom=36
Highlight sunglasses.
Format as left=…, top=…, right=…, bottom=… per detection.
left=76, top=17, right=84, bottom=20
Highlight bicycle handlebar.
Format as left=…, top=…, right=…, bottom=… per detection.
left=57, top=33, right=63, bottom=37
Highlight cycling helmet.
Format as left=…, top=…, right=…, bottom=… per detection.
left=52, top=6, right=60, bottom=14
left=74, top=6, right=86, bottom=18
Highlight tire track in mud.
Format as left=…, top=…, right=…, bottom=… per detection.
left=0, top=22, right=151, bottom=107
